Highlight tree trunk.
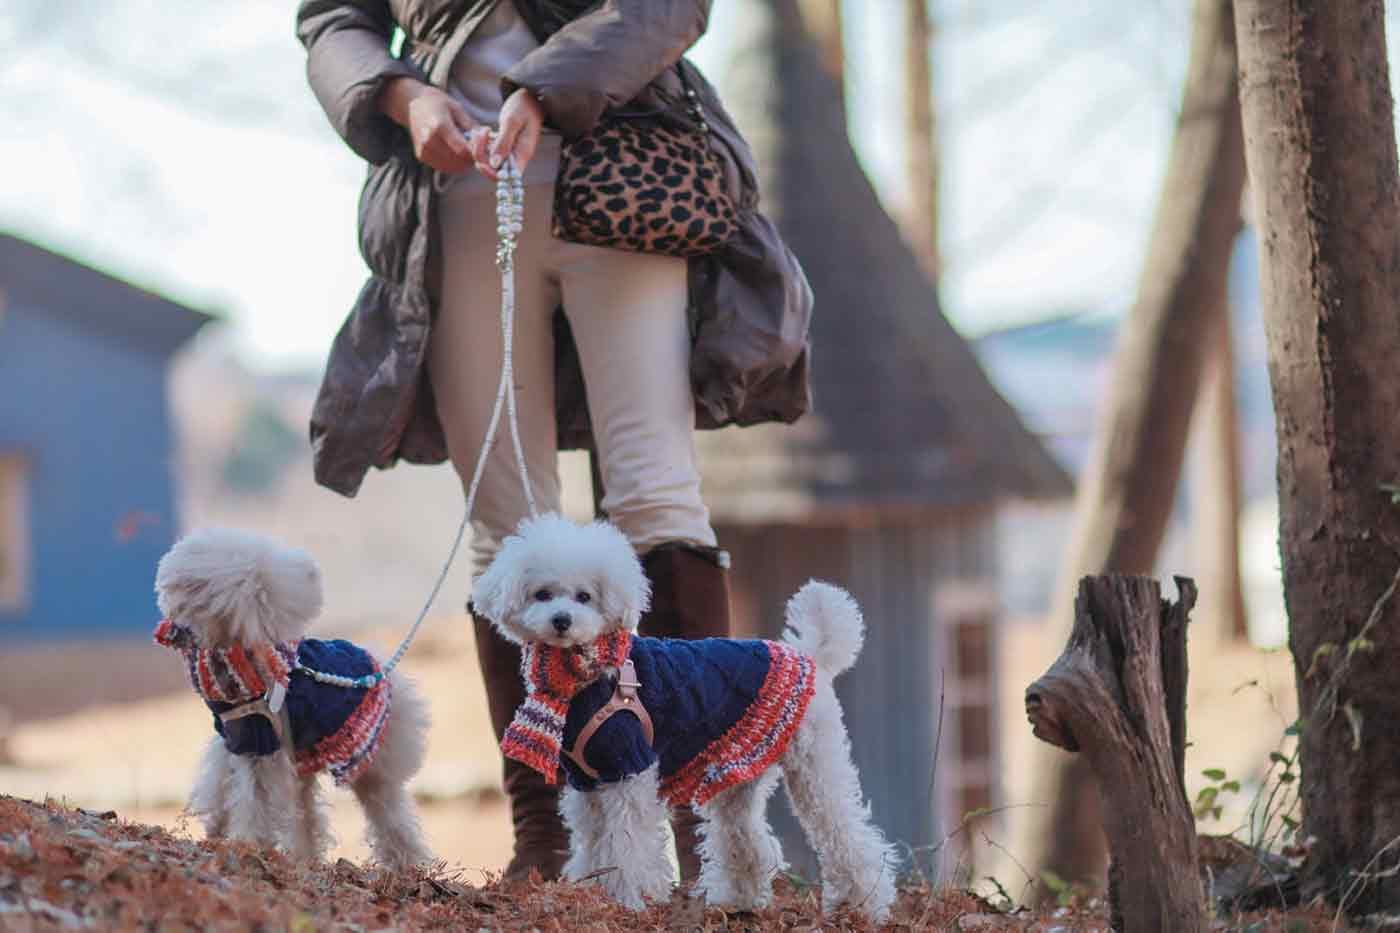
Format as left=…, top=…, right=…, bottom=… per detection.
left=1027, top=575, right=1205, bottom=933
left=1192, top=304, right=1249, bottom=642
left=1233, top=0, right=1400, bottom=914
left=796, top=0, right=843, bottom=85
left=1025, top=0, right=1245, bottom=891
left=903, top=0, right=939, bottom=278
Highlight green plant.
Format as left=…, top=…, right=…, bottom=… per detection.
left=1194, top=767, right=1244, bottom=822
left=1039, top=869, right=1082, bottom=909
left=1238, top=722, right=1302, bottom=855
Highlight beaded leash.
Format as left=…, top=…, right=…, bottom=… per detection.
left=295, top=157, right=537, bottom=690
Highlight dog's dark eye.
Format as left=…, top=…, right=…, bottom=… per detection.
left=575, top=591, right=592, bottom=605
left=533, top=588, right=552, bottom=602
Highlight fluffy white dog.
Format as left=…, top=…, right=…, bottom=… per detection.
left=473, top=514, right=895, bottom=922
left=153, top=528, right=431, bottom=869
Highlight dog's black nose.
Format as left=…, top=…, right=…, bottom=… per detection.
left=551, top=613, right=572, bottom=634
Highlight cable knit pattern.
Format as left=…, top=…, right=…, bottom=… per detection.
left=559, top=636, right=817, bottom=807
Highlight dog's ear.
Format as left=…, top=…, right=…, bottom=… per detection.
left=255, top=545, right=323, bottom=641
left=470, top=545, right=525, bottom=642
left=591, top=522, right=650, bottom=633
left=155, top=529, right=323, bottom=645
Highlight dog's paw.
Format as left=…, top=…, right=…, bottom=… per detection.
left=639, top=872, right=674, bottom=904
left=605, top=881, right=648, bottom=912
left=695, top=871, right=772, bottom=913
left=600, top=870, right=670, bottom=912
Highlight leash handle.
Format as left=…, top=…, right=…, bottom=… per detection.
left=297, top=157, right=534, bottom=689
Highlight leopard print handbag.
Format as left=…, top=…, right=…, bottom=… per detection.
left=552, top=67, right=739, bottom=258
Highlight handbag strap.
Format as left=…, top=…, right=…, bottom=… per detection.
left=673, top=62, right=709, bottom=134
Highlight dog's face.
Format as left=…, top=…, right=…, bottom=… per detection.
left=472, top=515, right=650, bottom=648
left=155, top=528, right=324, bottom=648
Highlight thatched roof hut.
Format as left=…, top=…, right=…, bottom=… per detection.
left=695, top=0, right=1072, bottom=877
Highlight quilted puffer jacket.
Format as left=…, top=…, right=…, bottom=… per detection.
left=296, top=0, right=813, bottom=496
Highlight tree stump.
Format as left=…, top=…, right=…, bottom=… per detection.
left=1025, top=575, right=1205, bottom=932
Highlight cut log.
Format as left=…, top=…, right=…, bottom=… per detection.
left=1025, top=575, right=1205, bottom=932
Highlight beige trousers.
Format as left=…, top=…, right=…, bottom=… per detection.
left=430, top=182, right=717, bottom=571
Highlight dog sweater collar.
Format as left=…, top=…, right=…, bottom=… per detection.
left=153, top=618, right=294, bottom=706
left=501, top=630, right=632, bottom=783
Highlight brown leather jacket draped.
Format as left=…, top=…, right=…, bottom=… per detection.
left=296, top=0, right=812, bottom=496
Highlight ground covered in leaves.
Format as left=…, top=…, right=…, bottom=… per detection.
left=0, top=796, right=1345, bottom=931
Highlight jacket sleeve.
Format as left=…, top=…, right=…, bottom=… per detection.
left=502, top=0, right=711, bottom=138
left=296, top=1, right=422, bottom=165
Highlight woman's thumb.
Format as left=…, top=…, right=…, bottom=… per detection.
left=448, top=99, right=475, bottom=135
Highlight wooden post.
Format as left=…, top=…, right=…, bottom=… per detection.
left=1025, top=575, right=1205, bottom=932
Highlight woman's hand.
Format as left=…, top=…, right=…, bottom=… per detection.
left=379, top=77, right=477, bottom=174
left=470, top=88, right=546, bottom=182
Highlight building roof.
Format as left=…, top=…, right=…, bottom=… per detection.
left=0, top=233, right=212, bottom=357
left=696, top=1, right=1073, bottom=524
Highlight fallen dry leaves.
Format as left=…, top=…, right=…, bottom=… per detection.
left=0, top=796, right=1346, bottom=931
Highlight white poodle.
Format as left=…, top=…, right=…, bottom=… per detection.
left=472, top=514, right=895, bottom=922
left=153, top=528, right=431, bottom=869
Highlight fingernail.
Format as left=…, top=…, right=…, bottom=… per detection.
left=490, top=154, right=502, bottom=169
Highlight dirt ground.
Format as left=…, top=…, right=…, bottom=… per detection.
left=2, top=795, right=1349, bottom=932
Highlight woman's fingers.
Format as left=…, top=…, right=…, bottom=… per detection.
left=513, top=116, right=542, bottom=173
left=439, top=124, right=475, bottom=170
left=406, top=90, right=476, bottom=174
left=423, top=126, right=473, bottom=174
left=469, top=127, right=498, bottom=181
left=447, top=99, right=476, bottom=137
left=491, top=116, right=522, bottom=171
left=487, top=89, right=546, bottom=176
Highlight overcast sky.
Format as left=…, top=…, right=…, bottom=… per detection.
left=2, top=2, right=1395, bottom=371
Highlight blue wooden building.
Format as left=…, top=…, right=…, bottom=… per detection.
left=0, top=233, right=210, bottom=643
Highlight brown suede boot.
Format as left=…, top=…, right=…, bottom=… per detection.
left=471, top=607, right=569, bottom=882
left=637, top=542, right=733, bottom=883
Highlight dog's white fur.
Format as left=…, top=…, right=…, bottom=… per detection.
left=157, top=528, right=432, bottom=869
left=475, top=514, right=896, bottom=922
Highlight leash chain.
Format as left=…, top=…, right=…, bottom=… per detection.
left=296, top=157, right=537, bottom=690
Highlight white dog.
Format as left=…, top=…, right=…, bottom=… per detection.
left=154, top=528, right=431, bottom=869
left=472, top=514, right=895, bottom=922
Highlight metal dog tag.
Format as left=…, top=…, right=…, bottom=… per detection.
left=267, top=681, right=287, bottom=714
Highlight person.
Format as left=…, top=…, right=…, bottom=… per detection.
left=296, top=0, right=812, bottom=882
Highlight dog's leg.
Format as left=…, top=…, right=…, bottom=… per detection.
left=780, top=678, right=896, bottom=924
left=226, top=754, right=299, bottom=853
left=559, top=785, right=602, bottom=884
left=577, top=764, right=672, bottom=910
left=294, top=774, right=332, bottom=861
left=188, top=735, right=234, bottom=839
left=352, top=774, right=430, bottom=869
left=694, top=766, right=784, bottom=911
left=350, top=671, right=432, bottom=869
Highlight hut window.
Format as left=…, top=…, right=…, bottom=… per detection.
left=958, top=783, right=993, bottom=822
left=957, top=703, right=993, bottom=760
left=953, top=619, right=991, bottom=680
left=0, top=455, right=30, bottom=612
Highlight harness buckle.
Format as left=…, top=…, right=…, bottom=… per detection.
left=219, top=690, right=295, bottom=759
left=564, top=659, right=655, bottom=781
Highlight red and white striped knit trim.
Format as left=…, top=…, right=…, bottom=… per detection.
left=294, top=675, right=392, bottom=786
left=155, top=619, right=293, bottom=706
left=660, top=642, right=816, bottom=807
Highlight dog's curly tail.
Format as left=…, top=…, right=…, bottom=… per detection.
left=781, top=581, right=865, bottom=676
